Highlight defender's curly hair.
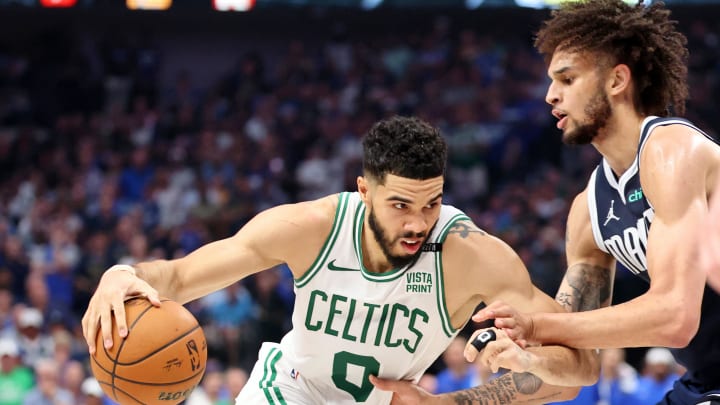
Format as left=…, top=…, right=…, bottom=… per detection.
left=535, top=0, right=688, bottom=116
left=362, top=116, right=447, bottom=183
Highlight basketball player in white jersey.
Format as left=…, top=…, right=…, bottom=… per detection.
left=82, top=116, right=598, bottom=404
left=701, top=175, right=720, bottom=293
left=468, top=1, right=720, bottom=404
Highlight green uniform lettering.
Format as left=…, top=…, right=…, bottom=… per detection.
left=305, top=290, right=327, bottom=331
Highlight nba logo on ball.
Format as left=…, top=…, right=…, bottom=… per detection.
left=90, top=298, right=208, bottom=404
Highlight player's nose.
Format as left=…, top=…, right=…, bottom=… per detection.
left=404, top=213, right=428, bottom=234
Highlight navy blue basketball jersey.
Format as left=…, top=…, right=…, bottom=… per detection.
left=587, top=116, right=720, bottom=386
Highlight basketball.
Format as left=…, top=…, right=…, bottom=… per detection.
left=90, top=297, right=207, bottom=404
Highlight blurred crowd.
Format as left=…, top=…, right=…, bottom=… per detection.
left=1, top=6, right=719, bottom=405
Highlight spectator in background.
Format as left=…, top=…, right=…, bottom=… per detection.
left=199, top=282, right=257, bottom=368
left=12, top=307, right=54, bottom=369
left=434, top=336, right=477, bottom=394
left=22, top=358, right=74, bottom=405
left=224, top=367, right=248, bottom=400
left=596, top=348, right=638, bottom=405
left=61, top=360, right=87, bottom=404
left=0, top=339, right=33, bottom=405
left=81, top=377, right=111, bottom=405
left=417, top=374, right=438, bottom=396
left=0, top=235, right=30, bottom=301
left=0, top=289, right=15, bottom=335
left=634, top=348, right=681, bottom=405
left=185, top=368, right=231, bottom=405
left=550, top=348, right=637, bottom=405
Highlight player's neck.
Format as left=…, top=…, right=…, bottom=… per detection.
left=592, top=109, right=646, bottom=176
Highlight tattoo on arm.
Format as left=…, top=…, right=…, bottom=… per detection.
left=556, top=263, right=611, bottom=312
left=512, top=373, right=543, bottom=395
left=448, top=221, right=487, bottom=238
left=450, top=373, right=560, bottom=405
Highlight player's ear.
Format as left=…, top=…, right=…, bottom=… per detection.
left=608, top=63, right=631, bottom=96
left=357, top=176, right=369, bottom=201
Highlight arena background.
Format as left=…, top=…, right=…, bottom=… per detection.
left=0, top=1, right=718, bottom=403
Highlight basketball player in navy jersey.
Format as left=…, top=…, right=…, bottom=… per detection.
left=701, top=175, right=720, bottom=293
left=466, top=1, right=720, bottom=404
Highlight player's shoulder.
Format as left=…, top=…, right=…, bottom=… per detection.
left=642, top=120, right=714, bottom=163
left=442, top=219, right=516, bottom=269
left=568, top=189, right=591, bottom=220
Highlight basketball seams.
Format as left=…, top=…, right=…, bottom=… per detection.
left=90, top=297, right=207, bottom=404
left=114, top=324, right=202, bottom=366
left=111, top=298, right=156, bottom=400
left=97, top=380, right=146, bottom=404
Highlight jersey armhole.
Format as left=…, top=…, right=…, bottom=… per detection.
left=587, top=170, right=610, bottom=254
left=295, top=192, right=350, bottom=288
left=434, top=214, right=472, bottom=337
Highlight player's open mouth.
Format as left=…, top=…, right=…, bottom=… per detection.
left=552, top=109, right=568, bottom=129
left=401, top=240, right=421, bottom=253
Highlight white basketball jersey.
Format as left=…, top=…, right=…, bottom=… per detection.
left=278, top=192, right=470, bottom=404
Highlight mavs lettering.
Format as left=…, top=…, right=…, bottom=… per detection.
left=602, top=207, right=652, bottom=275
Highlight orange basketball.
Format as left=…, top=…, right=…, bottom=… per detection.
left=90, top=297, right=207, bottom=404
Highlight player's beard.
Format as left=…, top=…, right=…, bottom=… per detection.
left=562, top=87, right=612, bottom=146
left=368, top=207, right=426, bottom=269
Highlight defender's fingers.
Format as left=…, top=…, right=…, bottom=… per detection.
left=472, top=301, right=511, bottom=322
left=495, top=316, right=517, bottom=328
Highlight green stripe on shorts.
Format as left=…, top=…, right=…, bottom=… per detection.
left=259, top=348, right=286, bottom=404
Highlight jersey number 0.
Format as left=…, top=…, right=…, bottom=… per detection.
left=332, top=351, right=381, bottom=402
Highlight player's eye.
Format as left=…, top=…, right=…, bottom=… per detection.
left=394, top=203, right=407, bottom=209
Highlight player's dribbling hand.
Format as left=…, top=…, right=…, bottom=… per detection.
left=81, top=269, right=161, bottom=354
left=465, top=328, right=536, bottom=374
left=472, top=300, right=536, bottom=345
left=369, top=375, right=447, bottom=405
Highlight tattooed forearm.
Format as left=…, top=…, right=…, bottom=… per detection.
left=449, top=373, right=558, bottom=405
left=556, top=263, right=611, bottom=312
left=450, top=374, right=516, bottom=405
left=556, top=292, right=573, bottom=312
left=512, top=373, right=543, bottom=395
left=448, top=221, right=487, bottom=238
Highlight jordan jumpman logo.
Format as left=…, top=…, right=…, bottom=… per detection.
left=604, top=200, right=621, bottom=226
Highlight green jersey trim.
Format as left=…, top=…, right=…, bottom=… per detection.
left=295, top=192, right=350, bottom=288
left=435, top=214, right=471, bottom=337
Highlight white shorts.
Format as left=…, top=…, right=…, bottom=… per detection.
left=235, top=342, right=320, bottom=405
left=234, top=342, right=394, bottom=405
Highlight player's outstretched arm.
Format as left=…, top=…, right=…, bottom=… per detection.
left=82, top=194, right=338, bottom=354
left=371, top=371, right=578, bottom=405
left=443, top=222, right=599, bottom=388
left=476, top=127, right=714, bottom=349
left=474, top=191, right=616, bottom=346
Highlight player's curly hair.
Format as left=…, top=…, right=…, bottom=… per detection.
left=362, top=116, right=447, bottom=183
left=535, top=0, right=688, bottom=116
